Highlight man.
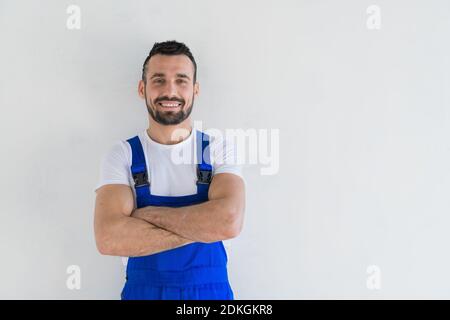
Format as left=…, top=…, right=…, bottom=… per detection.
left=94, top=40, right=245, bottom=300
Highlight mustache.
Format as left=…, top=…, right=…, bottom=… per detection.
left=154, top=97, right=185, bottom=104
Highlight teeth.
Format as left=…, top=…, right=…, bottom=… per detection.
left=160, top=102, right=180, bottom=107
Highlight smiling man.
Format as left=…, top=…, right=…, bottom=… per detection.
left=93, top=40, right=245, bottom=300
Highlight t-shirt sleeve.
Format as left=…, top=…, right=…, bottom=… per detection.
left=94, top=141, right=131, bottom=192
left=209, top=133, right=244, bottom=181
left=208, top=133, right=243, bottom=251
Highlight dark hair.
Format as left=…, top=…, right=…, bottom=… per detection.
left=142, top=40, right=197, bottom=83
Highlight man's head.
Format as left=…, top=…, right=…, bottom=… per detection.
left=138, top=40, right=199, bottom=126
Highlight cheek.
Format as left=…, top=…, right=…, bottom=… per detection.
left=147, top=90, right=159, bottom=102
left=182, top=88, right=194, bottom=100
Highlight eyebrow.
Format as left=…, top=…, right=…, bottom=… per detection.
left=150, top=73, right=191, bottom=80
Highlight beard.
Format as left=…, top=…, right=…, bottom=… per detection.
left=145, top=92, right=194, bottom=126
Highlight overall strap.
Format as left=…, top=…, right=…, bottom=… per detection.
left=126, top=136, right=150, bottom=208
left=196, top=130, right=213, bottom=195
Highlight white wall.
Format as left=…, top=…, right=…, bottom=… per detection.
left=0, top=0, right=449, bottom=299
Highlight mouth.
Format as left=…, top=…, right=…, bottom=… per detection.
left=157, top=101, right=183, bottom=109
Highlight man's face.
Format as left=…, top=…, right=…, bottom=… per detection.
left=139, top=54, right=199, bottom=126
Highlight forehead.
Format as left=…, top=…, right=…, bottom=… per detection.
left=147, top=54, right=194, bottom=77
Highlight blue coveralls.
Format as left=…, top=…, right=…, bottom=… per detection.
left=121, top=130, right=234, bottom=300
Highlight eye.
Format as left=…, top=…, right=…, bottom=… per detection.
left=177, top=79, right=187, bottom=84
left=154, top=78, right=164, bottom=84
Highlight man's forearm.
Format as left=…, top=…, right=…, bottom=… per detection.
left=98, top=215, right=193, bottom=257
left=132, top=199, right=241, bottom=243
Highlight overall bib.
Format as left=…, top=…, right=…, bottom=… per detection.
left=121, top=130, right=234, bottom=300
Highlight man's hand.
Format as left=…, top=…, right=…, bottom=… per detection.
left=130, top=173, right=245, bottom=243
left=94, top=184, right=194, bottom=257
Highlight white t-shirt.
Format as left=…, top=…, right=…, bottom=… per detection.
left=95, top=128, right=244, bottom=200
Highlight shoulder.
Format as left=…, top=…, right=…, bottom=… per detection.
left=105, top=140, right=130, bottom=164
left=206, top=130, right=238, bottom=158
left=201, top=129, right=244, bottom=180
left=94, top=138, right=134, bottom=192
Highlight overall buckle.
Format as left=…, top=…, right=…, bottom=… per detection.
left=132, top=171, right=150, bottom=188
left=197, top=167, right=212, bottom=185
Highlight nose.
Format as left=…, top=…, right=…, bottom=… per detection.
left=163, top=81, right=178, bottom=98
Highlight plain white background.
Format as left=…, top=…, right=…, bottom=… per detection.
left=0, top=0, right=449, bottom=299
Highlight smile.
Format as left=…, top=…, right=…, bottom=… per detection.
left=158, top=101, right=182, bottom=108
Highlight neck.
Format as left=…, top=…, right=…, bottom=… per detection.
left=147, top=117, right=193, bottom=145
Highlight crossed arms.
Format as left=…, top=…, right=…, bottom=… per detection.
left=94, top=173, right=245, bottom=257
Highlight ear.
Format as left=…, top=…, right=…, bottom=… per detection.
left=138, top=80, right=145, bottom=99
left=194, top=81, right=200, bottom=97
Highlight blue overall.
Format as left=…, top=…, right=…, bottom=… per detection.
left=120, top=130, right=234, bottom=300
